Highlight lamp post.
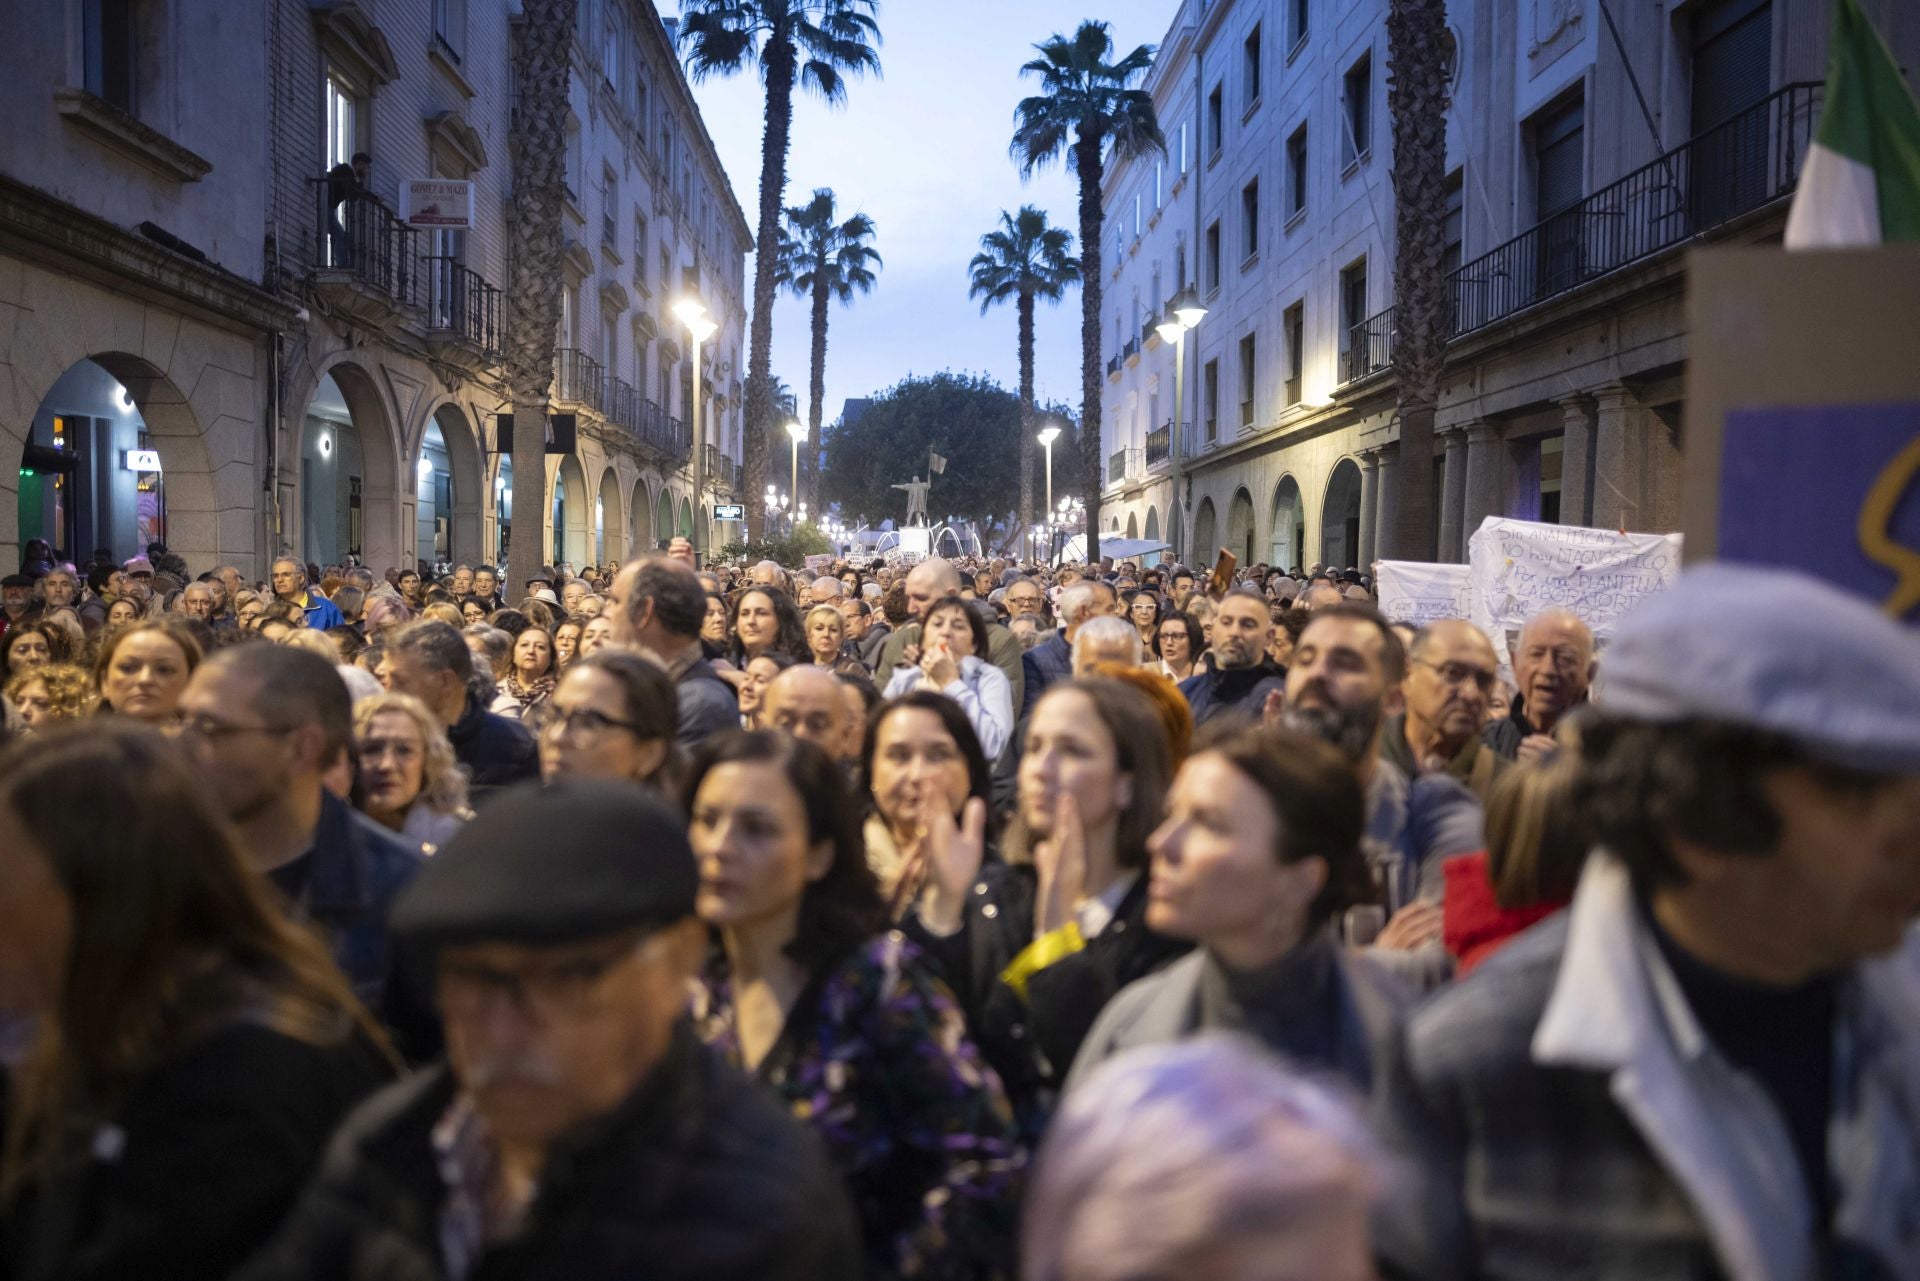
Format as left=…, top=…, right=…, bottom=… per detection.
left=1155, top=286, right=1207, bottom=564
left=1037, top=423, right=1061, bottom=530
left=786, top=420, right=806, bottom=525
left=673, top=294, right=719, bottom=563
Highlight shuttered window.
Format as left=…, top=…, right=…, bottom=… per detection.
left=1691, top=0, right=1771, bottom=132
left=1533, top=95, right=1585, bottom=220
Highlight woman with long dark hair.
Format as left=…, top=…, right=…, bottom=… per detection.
left=725, top=584, right=808, bottom=670
left=684, top=731, right=1023, bottom=1280
left=0, top=724, right=395, bottom=1280
left=534, top=649, right=680, bottom=792
left=859, top=691, right=995, bottom=916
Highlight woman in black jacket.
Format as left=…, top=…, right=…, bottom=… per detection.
left=0, top=723, right=396, bottom=1281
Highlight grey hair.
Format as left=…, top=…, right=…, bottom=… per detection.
left=387, top=619, right=475, bottom=684
left=462, top=625, right=513, bottom=679
left=1071, top=615, right=1142, bottom=669
left=1055, top=582, right=1100, bottom=627
left=1024, top=1035, right=1385, bottom=1281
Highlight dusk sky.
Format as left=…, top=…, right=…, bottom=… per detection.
left=671, top=1, right=1179, bottom=430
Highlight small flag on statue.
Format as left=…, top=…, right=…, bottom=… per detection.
left=929, top=452, right=947, bottom=475
left=1784, top=0, right=1920, bottom=249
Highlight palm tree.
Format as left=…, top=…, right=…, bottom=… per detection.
left=1011, top=21, right=1160, bottom=565
left=679, top=0, right=882, bottom=538
left=1386, top=0, right=1453, bottom=560
left=503, top=0, right=581, bottom=599
left=773, top=189, right=881, bottom=509
left=968, top=206, right=1079, bottom=543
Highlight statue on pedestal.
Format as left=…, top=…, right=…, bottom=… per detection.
left=892, top=475, right=930, bottom=527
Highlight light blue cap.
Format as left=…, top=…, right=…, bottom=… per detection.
left=1601, top=562, right=1920, bottom=773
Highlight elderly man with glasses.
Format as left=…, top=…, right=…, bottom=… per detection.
left=239, top=782, right=859, bottom=1281
left=1382, top=618, right=1510, bottom=803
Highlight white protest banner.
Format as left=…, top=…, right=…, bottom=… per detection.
left=1375, top=561, right=1472, bottom=627
left=1467, top=517, right=1683, bottom=667
left=803, top=554, right=834, bottom=575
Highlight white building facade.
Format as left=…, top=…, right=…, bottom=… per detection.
left=1101, top=0, right=1908, bottom=571
left=1, top=0, right=748, bottom=579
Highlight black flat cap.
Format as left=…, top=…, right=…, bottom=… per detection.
left=391, top=780, right=698, bottom=945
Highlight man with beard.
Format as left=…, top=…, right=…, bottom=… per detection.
left=1177, top=589, right=1287, bottom=728
left=1485, top=607, right=1594, bottom=763
left=176, top=643, right=433, bottom=1055
left=1383, top=620, right=1509, bottom=803
left=1272, top=604, right=1483, bottom=966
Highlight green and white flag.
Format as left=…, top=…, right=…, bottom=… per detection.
left=1784, top=0, right=1920, bottom=248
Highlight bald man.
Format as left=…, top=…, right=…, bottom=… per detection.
left=1383, top=619, right=1509, bottom=802
left=760, top=665, right=853, bottom=761
left=876, top=558, right=1024, bottom=714
left=1484, top=608, right=1594, bottom=763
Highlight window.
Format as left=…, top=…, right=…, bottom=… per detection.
left=1202, top=359, right=1220, bottom=442
left=602, top=13, right=621, bottom=92
left=564, top=122, right=583, bottom=203
left=1442, top=170, right=1464, bottom=276
left=1283, top=302, right=1304, bottom=406
left=1178, top=121, right=1190, bottom=174
left=1243, top=25, right=1262, bottom=110
left=1150, top=262, right=1162, bottom=318
left=1286, top=123, right=1308, bottom=218
left=325, top=74, right=359, bottom=170
left=660, top=246, right=672, bottom=299
left=1340, top=258, right=1368, bottom=354
left=1533, top=94, right=1586, bottom=220
left=84, top=0, right=140, bottom=113
left=1238, top=333, right=1257, bottom=429
left=1155, top=160, right=1164, bottom=209
left=1204, top=220, right=1221, bottom=294
left=1291, top=0, right=1310, bottom=51
left=1134, top=193, right=1142, bottom=238
left=433, top=0, right=466, bottom=61
left=1175, top=240, right=1188, bottom=291
left=603, top=168, right=619, bottom=247
left=1342, top=53, right=1372, bottom=168
left=1207, top=84, right=1224, bottom=160
left=1241, top=179, right=1259, bottom=262
left=635, top=212, right=650, bottom=289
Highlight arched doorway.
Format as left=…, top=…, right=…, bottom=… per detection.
left=1270, top=475, right=1304, bottom=570
left=678, top=497, right=693, bottom=540
left=494, top=455, right=514, bottom=567
left=420, top=404, right=484, bottom=569
left=416, top=420, right=453, bottom=569
left=655, top=488, right=674, bottom=547
left=551, top=454, right=589, bottom=568
left=298, top=363, right=398, bottom=570
left=629, top=476, right=651, bottom=558
left=16, top=357, right=188, bottom=567
left=1322, top=458, right=1364, bottom=570
left=1225, top=487, right=1256, bottom=565
left=1192, top=497, right=1217, bottom=562
left=1125, top=512, right=1139, bottom=539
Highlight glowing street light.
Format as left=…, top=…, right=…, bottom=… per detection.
left=1158, top=285, right=1207, bottom=563
left=677, top=291, right=719, bottom=563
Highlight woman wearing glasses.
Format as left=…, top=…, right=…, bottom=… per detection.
left=534, top=650, right=679, bottom=793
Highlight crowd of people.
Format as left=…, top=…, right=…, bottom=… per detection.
left=1, top=532, right=1917, bottom=1281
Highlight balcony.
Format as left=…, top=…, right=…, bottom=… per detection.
left=603, top=375, right=640, bottom=432
left=1145, top=423, right=1171, bottom=468
left=553, top=349, right=604, bottom=414
left=1123, top=335, right=1142, bottom=366
left=1337, top=81, right=1821, bottom=386
left=1109, top=448, right=1127, bottom=484
left=423, top=257, right=502, bottom=368
left=312, top=182, right=423, bottom=324
left=1106, top=354, right=1122, bottom=380
left=731, top=459, right=743, bottom=493
left=703, top=443, right=722, bottom=489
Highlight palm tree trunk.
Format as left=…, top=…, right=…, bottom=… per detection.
left=807, top=274, right=830, bottom=511
left=743, top=30, right=797, bottom=539
left=1386, top=0, right=1450, bottom=561
left=1017, top=289, right=1036, bottom=553
left=1074, top=129, right=1105, bottom=565
left=504, top=0, right=579, bottom=598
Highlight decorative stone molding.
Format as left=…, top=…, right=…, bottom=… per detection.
left=311, top=1, right=399, bottom=88
left=1527, top=0, right=1584, bottom=73
left=53, top=89, right=212, bottom=183
left=598, top=278, right=631, bottom=314
left=425, top=112, right=488, bottom=176
left=561, top=239, right=594, bottom=282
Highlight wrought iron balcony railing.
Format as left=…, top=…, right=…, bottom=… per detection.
left=313, top=182, right=423, bottom=306
left=423, top=257, right=502, bottom=355
left=1145, top=423, right=1171, bottom=467
left=1338, top=81, right=1821, bottom=386
left=554, top=349, right=603, bottom=412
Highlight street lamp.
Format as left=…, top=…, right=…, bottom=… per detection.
left=675, top=293, right=719, bottom=563
left=1037, top=423, right=1061, bottom=527
left=1157, top=285, right=1207, bottom=564
left=786, top=419, right=806, bottom=522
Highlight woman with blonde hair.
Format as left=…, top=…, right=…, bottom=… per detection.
left=3, top=662, right=95, bottom=731
left=93, top=617, right=202, bottom=725
left=0, top=723, right=395, bottom=1277
left=418, top=601, right=464, bottom=629
left=350, top=693, right=470, bottom=854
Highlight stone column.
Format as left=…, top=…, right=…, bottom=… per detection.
left=1373, top=444, right=1399, bottom=567
left=1462, top=422, right=1503, bottom=546
left=1437, top=428, right=1468, bottom=562
left=1556, top=395, right=1595, bottom=528
left=1590, top=384, right=1641, bottom=531
left=1357, top=450, right=1380, bottom=568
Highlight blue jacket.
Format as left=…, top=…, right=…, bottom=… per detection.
left=1019, top=630, right=1073, bottom=720
left=299, top=592, right=344, bottom=631
left=1177, top=661, right=1286, bottom=728
left=293, top=793, right=437, bottom=1058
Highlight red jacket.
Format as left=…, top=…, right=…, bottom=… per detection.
left=1443, top=851, right=1567, bottom=976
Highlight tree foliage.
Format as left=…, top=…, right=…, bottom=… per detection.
left=820, top=372, right=1084, bottom=529
left=718, top=521, right=832, bottom=564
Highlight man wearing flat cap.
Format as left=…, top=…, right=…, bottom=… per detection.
left=242, top=780, right=860, bottom=1281
left=1377, top=563, right=1920, bottom=1281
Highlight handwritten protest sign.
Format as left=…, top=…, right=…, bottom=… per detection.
left=1467, top=517, right=1682, bottom=667
left=1375, top=561, right=1472, bottom=626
